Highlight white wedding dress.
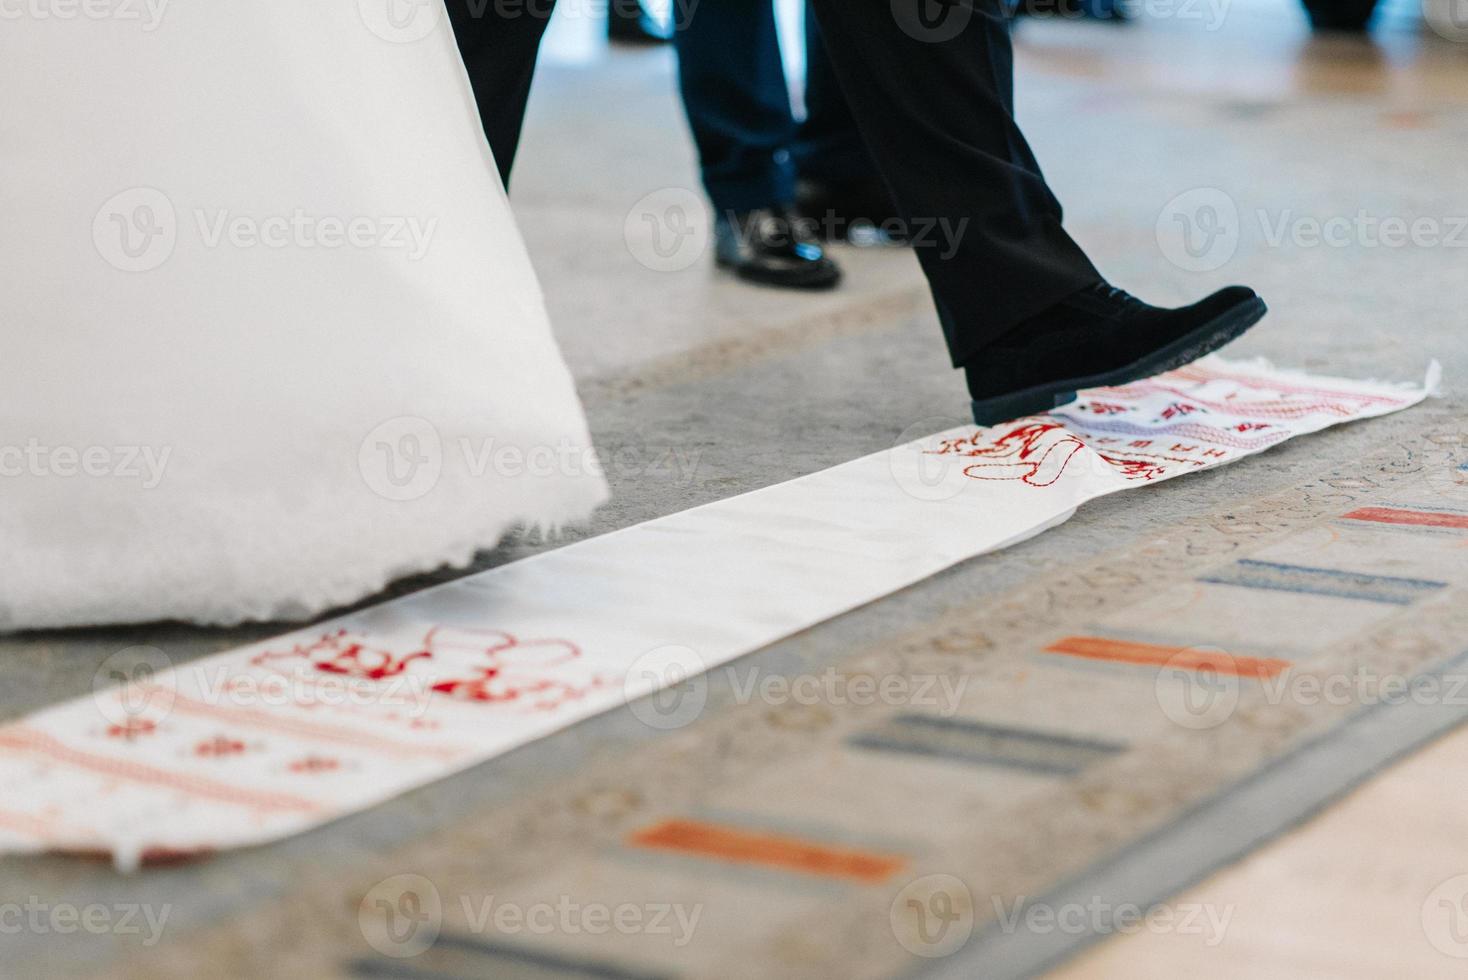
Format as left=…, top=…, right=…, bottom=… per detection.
left=0, top=4, right=607, bottom=629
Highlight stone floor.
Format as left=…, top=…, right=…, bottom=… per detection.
left=4, top=0, right=1468, bottom=976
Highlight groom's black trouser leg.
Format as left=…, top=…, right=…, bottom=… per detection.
left=805, top=0, right=1101, bottom=366
left=446, top=0, right=557, bottom=187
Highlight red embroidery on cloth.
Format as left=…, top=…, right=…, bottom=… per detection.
left=194, top=736, right=247, bottom=758
left=425, top=628, right=606, bottom=711
left=255, top=629, right=431, bottom=681
left=932, top=422, right=1087, bottom=487
left=934, top=419, right=1216, bottom=487
left=250, top=629, right=432, bottom=686
left=1096, top=453, right=1172, bottom=481
left=287, top=756, right=341, bottom=774
left=1082, top=401, right=1130, bottom=415
left=105, top=719, right=157, bottom=741
left=251, top=627, right=605, bottom=712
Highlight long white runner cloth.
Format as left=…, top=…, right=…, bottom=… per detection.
left=0, top=358, right=1436, bottom=868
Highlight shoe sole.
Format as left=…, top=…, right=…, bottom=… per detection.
left=970, top=294, right=1268, bottom=426
left=715, top=257, right=842, bottom=291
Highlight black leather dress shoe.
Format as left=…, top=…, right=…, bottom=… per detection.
left=965, top=283, right=1267, bottom=425
left=607, top=0, right=671, bottom=43
left=794, top=177, right=907, bottom=245
left=714, top=208, right=843, bottom=290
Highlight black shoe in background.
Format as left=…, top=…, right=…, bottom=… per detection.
left=965, top=283, right=1267, bottom=425
left=607, top=0, right=671, bottom=44
left=714, top=208, right=843, bottom=291
left=795, top=177, right=907, bottom=245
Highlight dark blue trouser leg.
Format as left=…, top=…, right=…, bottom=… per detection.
left=672, top=0, right=796, bottom=213
left=791, top=5, right=881, bottom=188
